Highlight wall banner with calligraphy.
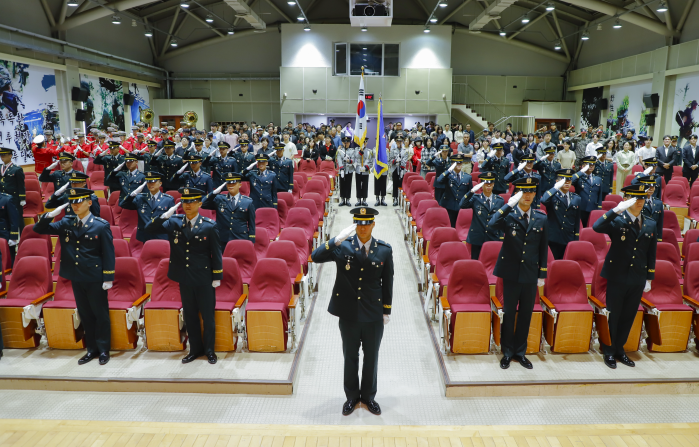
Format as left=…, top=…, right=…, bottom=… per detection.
left=0, top=59, right=60, bottom=165
left=81, top=74, right=124, bottom=131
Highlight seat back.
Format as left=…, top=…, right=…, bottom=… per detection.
left=631, top=165, right=643, bottom=173
left=579, top=227, right=609, bottom=264
left=99, top=206, right=115, bottom=225
left=427, top=227, right=460, bottom=265
left=589, top=210, right=605, bottom=227
left=293, top=173, right=306, bottom=190
left=312, top=174, right=331, bottom=194
left=455, top=209, right=473, bottom=241
left=109, top=257, right=146, bottom=301
left=249, top=258, right=291, bottom=304
left=294, top=199, right=320, bottom=227
left=150, top=259, right=181, bottom=302
left=656, top=242, right=682, bottom=281
left=662, top=229, right=681, bottom=258
left=478, top=241, right=502, bottom=280
left=304, top=180, right=326, bottom=198
left=664, top=210, right=682, bottom=239
left=278, top=191, right=295, bottom=209
left=25, top=178, right=41, bottom=194
left=435, top=241, right=470, bottom=282
left=113, top=239, right=132, bottom=257
left=19, top=224, right=52, bottom=256
left=664, top=183, right=687, bottom=206
left=544, top=260, right=588, bottom=305
left=277, top=199, right=288, bottom=227
left=23, top=191, right=44, bottom=216
left=254, top=227, right=270, bottom=258
left=425, top=172, right=436, bottom=186
left=562, top=241, right=598, bottom=283
left=255, top=207, right=280, bottom=237
left=319, top=160, right=336, bottom=174
left=128, top=232, right=144, bottom=257
left=601, top=201, right=616, bottom=211
left=683, top=229, right=699, bottom=260
left=218, top=258, right=244, bottom=302
left=266, top=241, right=302, bottom=281
left=141, top=240, right=171, bottom=280
left=279, top=227, right=310, bottom=263
left=690, top=197, right=699, bottom=219
left=606, top=194, right=622, bottom=205
left=8, top=256, right=52, bottom=298
left=590, top=260, right=608, bottom=305
left=89, top=171, right=105, bottom=187
left=223, top=240, right=257, bottom=281
left=646, top=260, right=683, bottom=305
left=402, top=176, right=419, bottom=198
left=15, top=238, right=50, bottom=267
left=414, top=199, right=439, bottom=230
left=110, top=226, right=123, bottom=239
left=683, top=261, right=699, bottom=299
left=118, top=208, right=139, bottom=238
left=422, top=207, right=450, bottom=241
left=0, top=239, right=10, bottom=276
left=302, top=192, right=325, bottom=222
left=447, top=260, right=491, bottom=305
left=408, top=180, right=430, bottom=201
left=410, top=192, right=432, bottom=216
left=108, top=190, right=121, bottom=207
left=298, top=159, right=317, bottom=174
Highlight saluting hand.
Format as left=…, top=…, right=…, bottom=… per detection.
left=507, top=191, right=523, bottom=208
left=643, top=166, right=652, bottom=175
left=247, top=161, right=258, bottom=171
left=176, top=162, right=189, bottom=174
left=154, top=148, right=164, bottom=157
left=517, top=162, right=527, bottom=171
left=161, top=202, right=181, bottom=219
left=114, top=161, right=125, bottom=172
left=213, top=183, right=227, bottom=194
left=488, top=150, right=496, bottom=158
left=613, top=197, right=637, bottom=214
left=448, top=162, right=457, bottom=172
left=47, top=161, right=59, bottom=171
left=55, top=182, right=70, bottom=196
left=579, top=164, right=590, bottom=174
left=130, top=182, right=147, bottom=197
left=471, top=182, right=484, bottom=193
left=46, top=202, right=70, bottom=218
left=334, top=224, right=357, bottom=245
left=554, top=178, right=566, bottom=190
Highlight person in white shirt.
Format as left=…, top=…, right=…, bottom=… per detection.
left=209, top=122, right=223, bottom=144
left=585, top=134, right=603, bottom=157
left=282, top=132, right=297, bottom=162
left=636, top=136, right=656, bottom=164
left=443, top=124, right=453, bottom=143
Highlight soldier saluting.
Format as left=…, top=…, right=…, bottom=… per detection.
left=202, top=172, right=256, bottom=251
left=459, top=171, right=504, bottom=260
left=311, top=207, right=393, bottom=416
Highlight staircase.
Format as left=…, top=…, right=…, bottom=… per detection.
left=451, top=104, right=489, bottom=130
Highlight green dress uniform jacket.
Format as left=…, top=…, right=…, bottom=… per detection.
left=504, top=169, right=542, bottom=208
left=107, top=169, right=146, bottom=197
left=0, top=193, right=20, bottom=242
left=93, top=154, right=126, bottom=190
left=594, top=160, right=614, bottom=197
left=202, top=192, right=256, bottom=248
left=480, top=157, right=511, bottom=194
left=118, top=192, right=175, bottom=243
left=533, top=159, right=562, bottom=193
left=0, top=163, right=25, bottom=218
left=540, top=187, right=581, bottom=245
left=39, top=167, right=74, bottom=191
left=244, top=168, right=277, bottom=209
left=173, top=170, right=214, bottom=194
left=269, top=155, right=295, bottom=192
left=154, top=154, right=184, bottom=192
left=311, top=235, right=393, bottom=323
left=631, top=173, right=662, bottom=201
left=435, top=170, right=472, bottom=211
left=571, top=171, right=603, bottom=212
left=207, top=155, right=239, bottom=187
left=459, top=191, right=504, bottom=246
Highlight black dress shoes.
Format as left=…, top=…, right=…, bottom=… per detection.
left=182, top=352, right=203, bottom=364
left=342, top=398, right=360, bottom=416
left=603, top=355, right=617, bottom=369
left=0, top=350, right=4, bottom=360
left=513, top=355, right=533, bottom=369
left=500, top=356, right=511, bottom=369
left=355, top=200, right=362, bottom=206
left=207, top=352, right=218, bottom=364
left=374, top=198, right=381, bottom=206
left=393, top=199, right=398, bottom=206
left=362, top=399, right=382, bottom=415
left=362, top=199, right=368, bottom=206
left=615, top=354, right=635, bottom=367
left=98, top=352, right=110, bottom=365
left=380, top=198, right=387, bottom=206
left=78, top=352, right=98, bottom=365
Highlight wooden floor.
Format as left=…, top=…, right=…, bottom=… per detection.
left=1, top=420, right=698, bottom=447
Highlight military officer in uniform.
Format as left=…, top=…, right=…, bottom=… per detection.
left=436, top=154, right=473, bottom=227
left=40, top=151, right=76, bottom=191
left=480, top=143, right=511, bottom=194
left=388, top=136, right=410, bottom=207
left=46, top=172, right=100, bottom=218
left=489, top=177, right=548, bottom=370
left=146, top=187, right=222, bottom=364
left=94, top=141, right=126, bottom=193
left=311, top=207, right=393, bottom=416
left=631, top=157, right=662, bottom=200
left=354, top=146, right=373, bottom=206
left=138, top=140, right=159, bottom=173
left=244, top=153, right=277, bottom=209
left=533, top=147, right=561, bottom=193
left=505, top=154, right=542, bottom=208
left=425, top=145, right=451, bottom=203
left=269, top=143, right=295, bottom=194
left=172, top=154, right=214, bottom=194
left=119, top=171, right=175, bottom=243
left=593, top=184, right=657, bottom=369
left=206, top=142, right=239, bottom=188
left=337, top=136, right=355, bottom=206
left=0, top=187, right=20, bottom=252
left=0, top=147, right=26, bottom=234
left=540, top=169, right=581, bottom=259
left=458, top=171, right=504, bottom=259
left=234, top=141, right=256, bottom=169
left=202, top=172, right=256, bottom=250
left=572, top=156, right=603, bottom=226
left=35, top=188, right=115, bottom=365
left=154, top=140, right=185, bottom=192
left=637, top=174, right=664, bottom=241
left=594, top=147, right=614, bottom=201
left=107, top=152, right=145, bottom=197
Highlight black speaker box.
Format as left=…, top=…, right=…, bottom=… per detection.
left=71, top=87, right=89, bottom=102
left=75, top=109, right=87, bottom=121
left=645, top=113, right=656, bottom=126
left=123, top=93, right=135, bottom=106
left=353, top=3, right=387, bottom=16
left=597, top=98, right=608, bottom=109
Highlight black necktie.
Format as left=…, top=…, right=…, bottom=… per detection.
left=638, top=218, right=642, bottom=232
left=361, top=246, right=367, bottom=261
left=185, top=221, right=192, bottom=238
left=523, top=212, right=529, bottom=227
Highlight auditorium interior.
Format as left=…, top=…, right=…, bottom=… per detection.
left=2, top=0, right=699, bottom=443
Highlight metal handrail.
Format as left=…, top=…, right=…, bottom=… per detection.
left=473, top=116, right=536, bottom=138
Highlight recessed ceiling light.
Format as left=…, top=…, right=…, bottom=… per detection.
left=67, top=1, right=78, bottom=6
left=205, top=14, right=214, bottom=23
left=170, top=39, right=178, bottom=47
left=499, top=28, right=506, bottom=36
left=111, top=15, right=121, bottom=24
left=287, top=0, right=296, bottom=4
left=581, top=31, right=589, bottom=40
left=554, top=40, right=561, bottom=50
left=297, top=15, right=304, bottom=21
left=227, top=28, right=235, bottom=35
left=180, top=0, right=189, bottom=8
left=424, top=26, right=431, bottom=33
left=613, top=19, right=622, bottom=29
left=521, top=14, right=530, bottom=23
left=657, top=1, right=668, bottom=12
left=304, top=24, right=311, bottom=31
left=430, top=16, right=438, bottom=23
left=144, top=30, right=153, bottom=37
left=545, top=2, right=555, bottom=11
left=439, top=0, right=447, bottom=7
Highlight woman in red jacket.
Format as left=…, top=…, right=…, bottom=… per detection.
left=411, top=137, right=423, bottom=173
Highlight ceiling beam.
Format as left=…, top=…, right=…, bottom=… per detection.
left=561, top=0, right=678, bottom=37
left=182, top=8, right=226, bottom=36
left=455, top=28, right=569, bottom=62
left=439, top=0, right=474, bottom=24
left=304, top=0, right=321, bottom=16
left=470, top=0, right=516, bottom=30
left=507, top=10, right=549, bottom=39
left=515, top=0, right=595, bottom=23
left=676, top=0, right=695, bottom=32
left=412, top=0, right=432, bottom=20
left=40, top=0, right=57, bottom=28
left=58, top=0, right=70, bottom=25
left=262, top=0, right=293, bottom=23
left=72, top=0, right=95, bottom=15
left=160, top=7, right=182, bottom=57
left=634, top=0, right=660, bottom=20
left=55, top=0, right=161, bottom=31
left=545, top=13, right=570, bottom=59
left=222, top=0, right=266, bottom=29
left=158, top=29, right=257, bottom=61
left=234, top=0, right=259, bottom=25
left=476, top=0, right=502, bottom=30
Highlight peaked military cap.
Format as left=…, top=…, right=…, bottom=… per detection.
left=194, top=138, right=204, bottom=145
left=224, top=172, right=243, bottom=183
left=581, top=155, right=598, bottom=164
left=450, top=153, right=467, bottom=163
left=67, top=187, right=94, bottom=203
left=218, top=142, right=231, bottom=150
left=59, top=151, right=76, bottom=161
left=163, top=140, right=176, bottom=148
left=521, top=154, right=536, bottom=162
left=124, top=153, right=138, bottom=162
left=544, top=146, right=556, bottom=153
left=478, top=171, right=496, bottom=183
left=255, top=153, right=270, bottom=162
left=179, top=187, right=205, bottom=202
left=68, top=171, right=89, bottom=183
left=643, top=156, right=658, bottom=165
left=637, top=174, right=658, bottom=184
left=350, top=206, right=379, bottom=225
left=147, top=140, right=157, bottom=147
left=493, top=143, right=504, bottom=151
left=513, top=176, right=539, bottom=190
left=0, top=147, right=13, bottom=156
left=556, top=168, right=574, bottom=178
left=621, top=184, right=647, bottom=197
left=185, top=153, right=203, bottom=163
left=108, top=141, right=121, bottom=148
left=145, top=171, right=163, bottom=182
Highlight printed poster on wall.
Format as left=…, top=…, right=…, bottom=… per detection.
left=580, top=87, right=603, bottom=129
left=606, top=80, right=652, bottom=137
left=81, top=74, right=124, bottom=131
left=129, top=83, right=150, bottom=127
left=0, top=59, right=60, bottom=165
left=672, top=73, right=699, bottom=146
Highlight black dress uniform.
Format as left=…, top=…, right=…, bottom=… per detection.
left=145, top=187, right=222, bottom=363
left=269, top=145, right=295, bottom=192
left=425, top=146, right=451, bottom=203
left=173, top=154, right=214, bottom=194
left=138, top=141, right=159, bottom=173
left=155, top=141, right=185, bottom=192
left=571, top=156, right=603, bottom=227
left=354, top=147, right=372, bottom=206
left=593, top=149, right=614, bottom=201
left=35, top=188, right=115, bottom=365
left=94, top=143, right=127, bottom=192
left=533, top=148, right=561, bottom=193
left=435, top=154, right=473, bottom=228
left=118, top=171, right=175, bottom=243
left=0, top=193, right=20, bottom=244
left=107, top=153, right=146, bottom=197
left=244, top=153, right=277, bottom=209
left=458, top=171, right=504, bottom=260
left=593, top=184, right=657, bottom=368
left=540, top=169, right=581, bottom=259
left=631, top=158, right=662, bottom=200
left=637, top=174, right=664, bottom=241
left=489, top=177, right=548, bottom=367
left=480, top=147, right=512, bottom=194
left=234, top=142, right=256, bottom=172
left=39, top=151, right=76, bottom=191
left=310, top=207, right=393, bottom=415
left=504, top=155, right=542, bottom=208
left=206, top=142, right=239, bottom=187
left=202, top=172, right=256, bottom=250
left=0, top=148, right=25, bottom=233
left=45, top=172, right=101, bottom=219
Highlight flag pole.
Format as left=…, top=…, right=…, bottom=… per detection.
left=360, top=66, right=365, bottom=150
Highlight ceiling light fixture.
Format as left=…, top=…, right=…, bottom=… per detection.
left=613, top=19, right=622, bottom=28
left=144, top=29, right=153, bottom=37
left=170, top=39, right=178, bottom=47
left=521, top=14, right=530, bottom=23
left=205, top=14, right=214, bottom=23
left=361, top=26, right=368, bottom=31
left=430, top=16, right=438, bottom=23
left=180, top=0, right=189, bottom=7
left=657, top=1, right=668, bottom=12
left=424, top=26, right=431, bottom=33
left=227, top=27, right=235, bottom=34
left=581, top=31, right=589, bottom=40
left=67, top=1, right=78, bottom=5
left=439, top=0, right=448, bottom=7
left=554, top=40, right=561, bottom=50
left=546, top=2, right=555, bottom=11
left=297, top=15, right=304, bottom=21
left=111, top=15, right=121, bottom=24
left=287, top=0, right=296, bottom=4
left=499, top=28, right=506, bottom=36
left=304, top=24, right=311, bottom=31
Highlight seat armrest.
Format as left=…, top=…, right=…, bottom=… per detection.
left=295, top=273, right=303, bottom=284
left=410, top=221, right=416, bottom=226
left=235, top=294, right=248, bottom=308
left=490, top=296, right=502, bottom=309
left=422, top=255, right=429, bottom=265
left=313, top=231, right=319, bottom=239
left=0, top=290, right=8, bottom=298
left=430, top=273, right=438, bottom=284
left=683, top=295, right=699, bottom=311
left=3, top=268, right=11, bottom=275
left=640, top=297, right=656, bottom=310
left=31, top=292, right=55, bottom=305
left=440, top=296, right=450, bottom=310
left=407, top=212, right=412, bottom=218
left=308, top=255, right=313, bottom=263
left=416, top=231, right=423, bottom=239
left=289, top=293, right=298, bottom=308
left=540, top=295, right=555, bottom=310
left=131, top=293, right=151, bottom=307
left=588, top=295, right=605, bottom=310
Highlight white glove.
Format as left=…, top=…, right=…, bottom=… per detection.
left=8, top=240, right=17, bottom=247
left=488, top=150, right=496, bottom=158
left=383, top=315, right=390, bottom=325
left=334, top=224, right=357, bottom=245
left=113, top=161, right=125, bottom=172
left=554, top=178, right=566, bottom=190
left=155, top=148, right=163, bottom=157
left=471, top=182, right=484, bottom=193
left=537, top=278, right=545, bottom=288
left=643, top=166, right=652, bottom=175
left=55, top=182, right=70, bottom=196
left=247, top=161, right=257, bottom=171
left=580, top=164, right=590, bottom=174
left=448, top=162, right=457, bottom=172
left=613, top=197, right=637, bottom=214
left=102, top=281, right=113, bottom=290
left=596, top=153, right=604, bottom=159
left=161, top=202, right=180, bottom=219
left=507, top=191, right=523, bottom=208
left=176, top=162, right=189, bottom=174
left=130, top=182, right=147, bottom=197
left=288, top=189, right=292, bottom=193
left=517, top=162, right=527, bottom=171
left=212, top=280, right=221, bottom=288
left=47, top=161, right=59, bottom=170
left=46, top=202, right=70, bottom=218
left=213, top=183, right=227, bottom=194
left=540, top=154, right=549, bottom=161
left=19, top=200, right=26, bottom=207
left=644, top=281, right=651, bottom=293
